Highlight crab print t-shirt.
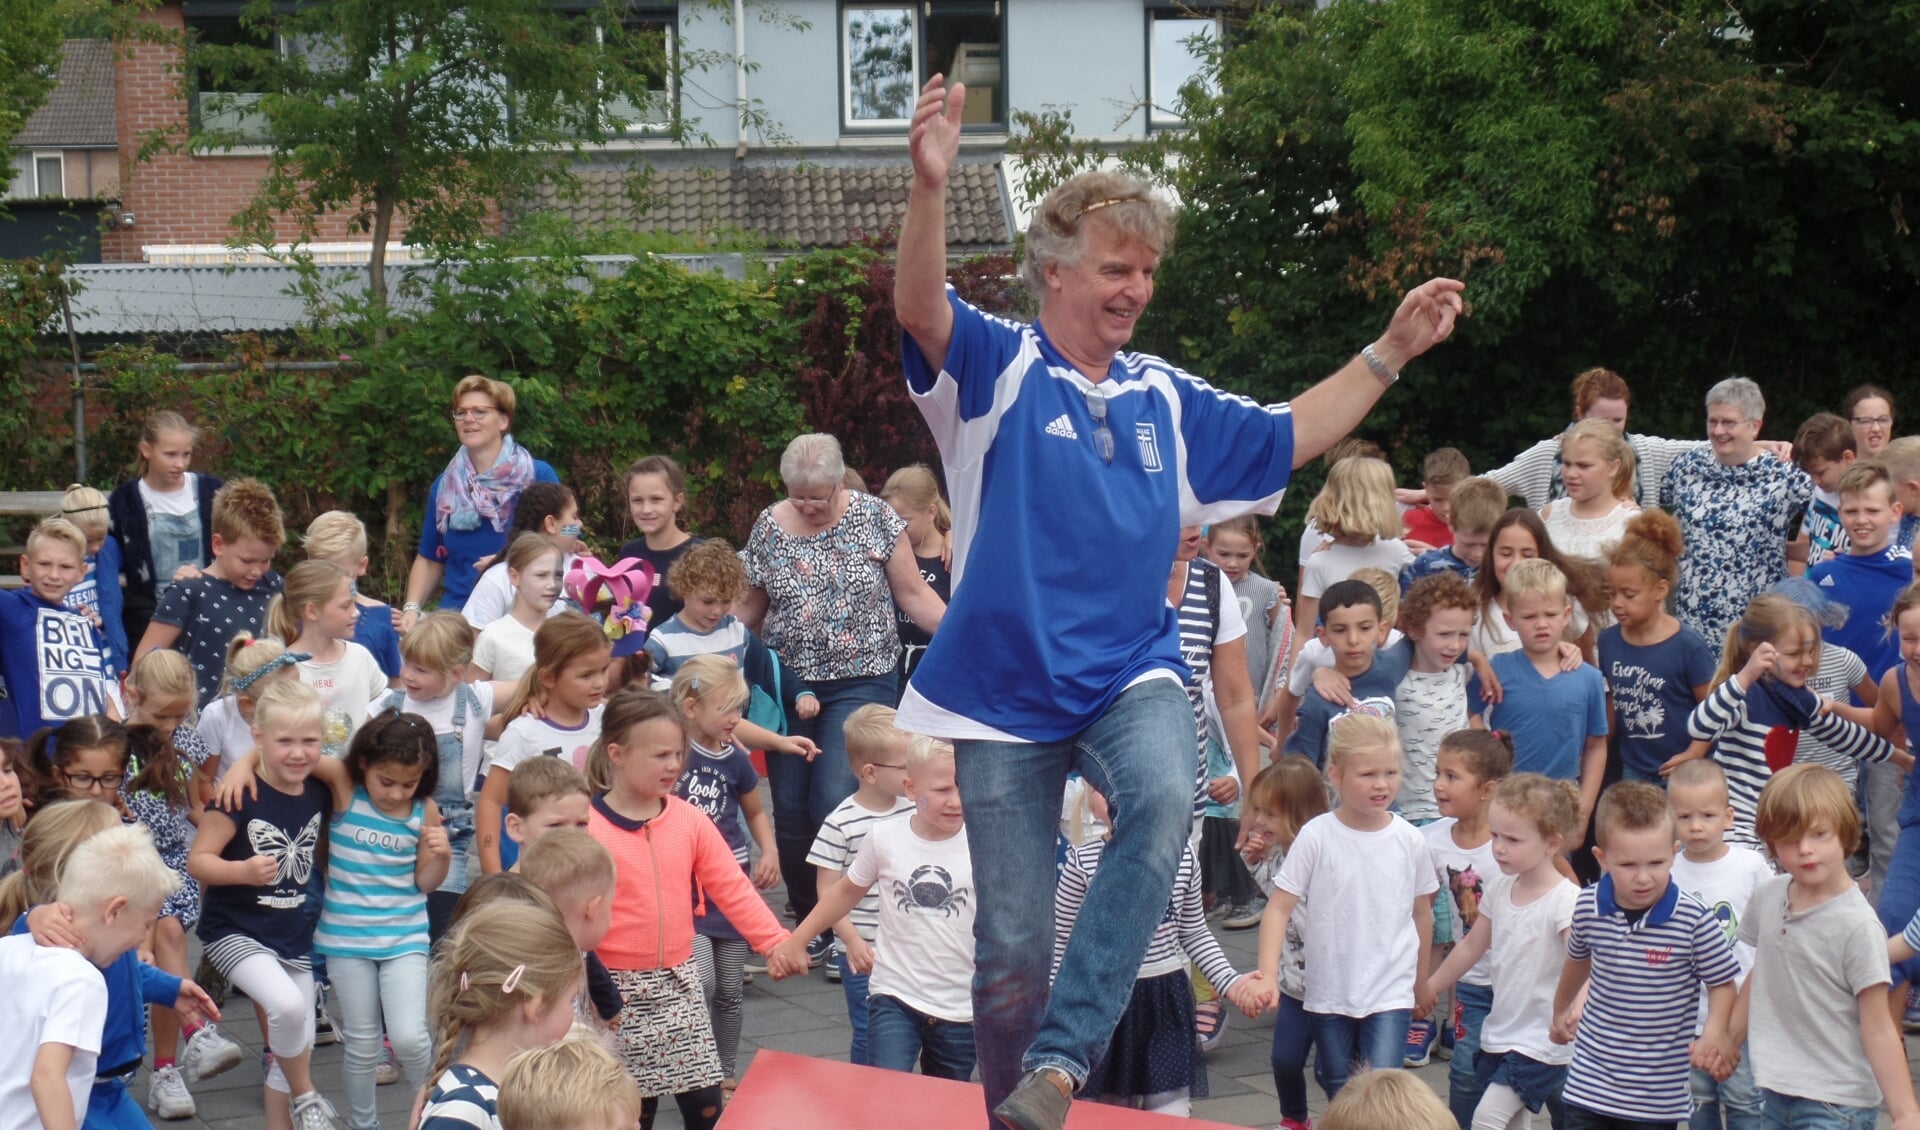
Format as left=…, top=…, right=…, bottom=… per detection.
left=1422, top=818, right=1497, bottom=986
left=739, top=491, right=909, bottom=681
left=848, top=815, right=974, bottom=1023
left=1660, top=449, right=1812, bottom=645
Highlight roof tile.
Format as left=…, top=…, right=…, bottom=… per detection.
left=15, top=40, right=116, bottom=150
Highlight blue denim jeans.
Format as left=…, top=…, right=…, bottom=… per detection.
left=954, top=678, right=1195, bottom=1114
left=1691, top=1046, right=1764, bottom=1130
left=771, top=673, right=894, bottom=924
left=1447, top=981, right=1494, bottom=1128
left=840, top=952, right=873, bottom=1066
left=1759, top=1090, right=1877, bottom=1130
left=1308, top=1008, right=1412, bottom=1101
left=867, top=994, right=977, bottom=1081
left=1269, top=992, right=1315, bottom=1124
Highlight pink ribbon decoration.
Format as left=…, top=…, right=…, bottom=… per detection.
left=564, top=555, right=656, bottom=647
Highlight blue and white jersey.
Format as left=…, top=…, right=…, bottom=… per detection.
left=897, top=291, right=1295, bottom=742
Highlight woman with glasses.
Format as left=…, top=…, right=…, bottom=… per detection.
left=398, top=375, right=561, bottom=631
left=891, top=76, right=1463, bottom=1130
left=736, top=432, right=946, bottom=970
left=1842, top=383, right=1896, bottom=459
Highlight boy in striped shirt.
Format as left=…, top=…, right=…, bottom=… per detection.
left=802, top=704, right=914, bottom=1064
left=1551, top=781, right=1740, bottom=1130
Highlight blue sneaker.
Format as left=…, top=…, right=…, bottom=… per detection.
left=1403, top=1018, right=1439, bottom=1068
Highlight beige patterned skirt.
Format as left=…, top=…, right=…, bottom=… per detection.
left=607, top=960, right=723, bottom=1096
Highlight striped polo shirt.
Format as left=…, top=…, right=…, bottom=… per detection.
left=313, top=788, right=430, bottom=960
left=1563, top=876, right=1741, bottom=1122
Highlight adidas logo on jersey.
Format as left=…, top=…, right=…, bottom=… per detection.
left=1044, top=414, right=1078, bottom=440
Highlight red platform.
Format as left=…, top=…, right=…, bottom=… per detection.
left=721, top=1050, right=1247, bottom=1129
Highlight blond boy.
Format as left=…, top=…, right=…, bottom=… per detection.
left=516, top=829, right=621, bottom=1037
left=505, top=756, right=593, bottom=850
left=1402, top=474, right=1504, bottom=592
left=798, top=703, right=914, bottom=1063
left=496, top=1037, right=641, bottom=1130
left=0, top=517, right=120, bottom=737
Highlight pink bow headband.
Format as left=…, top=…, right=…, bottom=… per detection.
left=565, top=555, right=655, bottom=653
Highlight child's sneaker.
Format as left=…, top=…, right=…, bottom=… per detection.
left=1403, top=1018, right=1438, bottom=1067
left=1277, top=1119, right=1313, bottom=1130
left=147, top=1065, right=195, bottom=1120
left=180, top=1023, right=244, bottom=1083
left=291, top=1090, right=343, bottom=1130
left=1222, top=897, right=1267, bottom=930
left=313, top=985, right=341, bottom=1047
left=824, top=942, right=844, bottom=983
left=1905, top=986, right=1920, bottom=1034
left=374, top=1038, right=399, bottom=1085
left=805, top=934, right=833, bottom=969
left=1194, top=999, right=1226, bottom=1052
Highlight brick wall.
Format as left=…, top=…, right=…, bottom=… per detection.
left=101, top=4, right=404, bottom=263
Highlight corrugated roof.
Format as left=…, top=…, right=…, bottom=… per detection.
left=15, top=40, right=116, bottom=150
left=62, top=253, right=744, bottom=336
left=535, top=162, right=1013, bottom=252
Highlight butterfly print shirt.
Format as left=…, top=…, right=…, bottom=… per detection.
left=196, top=776, right=332, bottom=968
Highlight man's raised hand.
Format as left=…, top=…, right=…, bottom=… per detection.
left=909, top=75, right=966, bottom=190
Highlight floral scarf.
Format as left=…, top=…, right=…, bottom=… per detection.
left=436, top=434, right=536, bottom=534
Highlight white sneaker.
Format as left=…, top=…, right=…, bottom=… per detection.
left=374, top=1051, right=400, bottom=1086
left=147, top=1066, right=196, bottom=1120
left=312, top=989, right=342, bottom=1047
left=181, top=1023, right=245, bottom=1083
left=291, top=1091, right=343, bottom=1130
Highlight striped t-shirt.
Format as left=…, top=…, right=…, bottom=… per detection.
left=419, top=1064, right=498, bottom=1130
left=806, top=794, right=913, bottom=940
left=313, top=788, right=429, bottom=960
left=1054, top=839, right=1240, bottom=991
left=1173, top=557, right=1244, bottom=818
left=1562, top=876, right=1741, bottom=1122
left=1686, top=675, right=1894, bottom=845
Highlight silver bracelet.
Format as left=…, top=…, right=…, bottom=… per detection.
left=1362, top=344, right=1398, bottom=386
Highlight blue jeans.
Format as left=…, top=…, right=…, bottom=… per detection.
left=1309, top=1008, right=1412, bottom=1101
left=1760, top=1090, right=1877, bottom=1130
left=772, top=674, right=894, bottom=925
left=840, top=952, right=873, bottom=1066
left=1691, top=1047, right=1764, bottom=1130
left=1447, top=981, right=1494, bottom=1128
left=867, top=994, right=977, bottom=1081
left=1269, top=992, right=1315, bottom=1124
left=328, top=953, right=431, bottom=1130
left=955, top=678, right=1195, bottom=1114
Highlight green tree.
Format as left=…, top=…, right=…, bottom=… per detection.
left=1017, top=0, right=1920, bottom=575
left=170, top=0, right=797, bottom=309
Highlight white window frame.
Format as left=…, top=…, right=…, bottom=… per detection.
left=841, top=2, right=922, bottom=131
left=593, top=15, right=678, bottom=135
left=6, top=150, right=64, bottom=199
left=1147, top=8, right=1221, bottom=130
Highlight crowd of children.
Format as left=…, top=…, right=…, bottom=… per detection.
left=13, top=379, right=1920, bottom=1130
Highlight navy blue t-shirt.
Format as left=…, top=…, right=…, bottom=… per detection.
left=197, top=775, right=332, bottom=966
left=152, top=571, right=284, bottom=707
left=675, top=739, right=760, bottom=942
left=1599, top=623, right=1717, bottom=780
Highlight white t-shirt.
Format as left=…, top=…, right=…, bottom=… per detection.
left=300, top=641, right=389, bottom=760
left=1299, top=538, right=1416, bottom=601
left=1286, top=630, right=1406, bottom=697
left=1471, top=599, right=1591, bottom=657
left=1277, top=812, right=1439, bottom=1016
left=0, top=936, right=108, bottom=1130
left=461, top=554, right=579, bottom=631
left=371, top=681, right=496, bottom=799
left=1671, top=845, right=1773, bottom=1030
left=1422, top=818, right=1497, bottom=986
left=138, top=476, right=198, bottom=516
left=493, top=706, right=604, bottom=777
left=1395, top=665, right=1470, bottom=822
left=848, top=816, right=976, bottom=1023
left=473, top=617, right=538, bottom=684
left=198, top=694, right=257, bottom=781
left=1476, top=873, right=1579, bottom=1064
